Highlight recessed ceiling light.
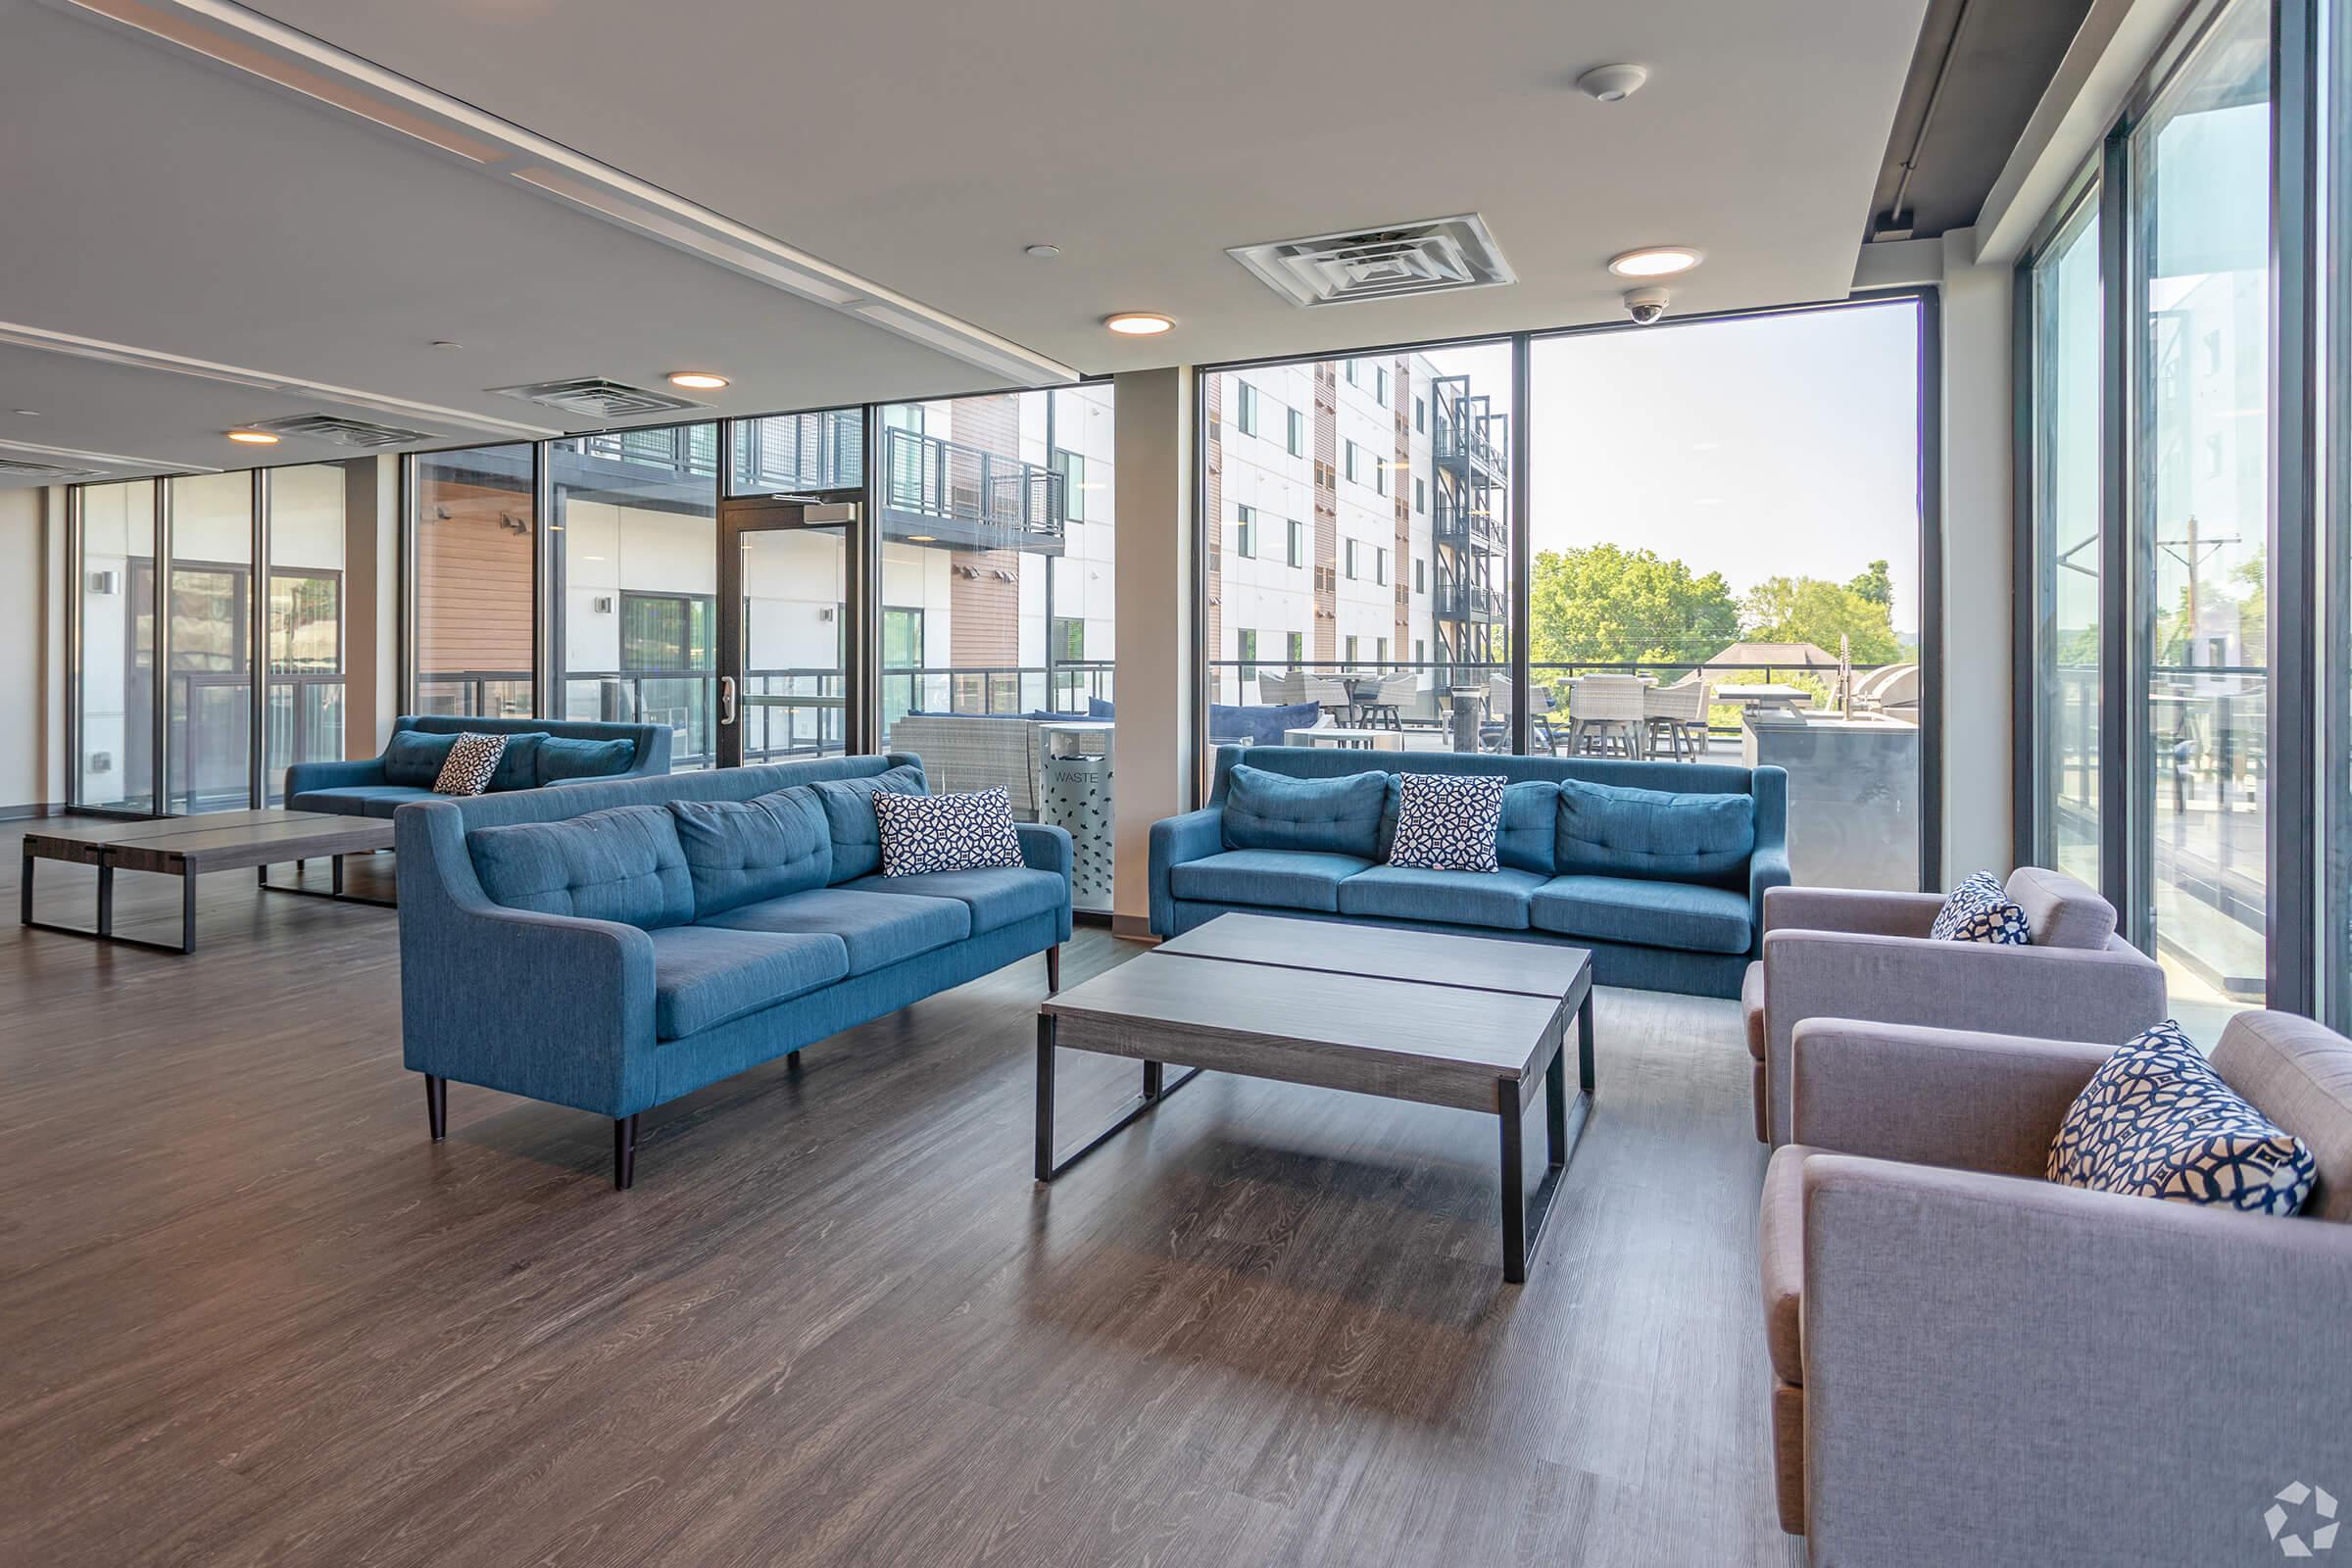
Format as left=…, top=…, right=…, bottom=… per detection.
left=1576, top=64, right=1649, bottom=103
left=1609, top=247, right=1702, bottom=278
left=667, top=371, right=730, bottom=390
left=907, top=534, right=937, bottom=542
left=431, top=340, right=463, bottom=350
left=12, top=409, right=37, bottom=416
left=226, top=429, right=280, bottom=445
left=1104, top=313, right=1175, bottom=336
left=1025, top=244, right=1061, bottom=259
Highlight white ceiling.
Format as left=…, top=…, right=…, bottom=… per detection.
left=0, top=0, right=1928, bottom=487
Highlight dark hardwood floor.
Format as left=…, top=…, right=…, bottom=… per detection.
left=2, top=834, right=1797, bottom=1567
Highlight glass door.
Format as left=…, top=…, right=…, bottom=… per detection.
left=715, top=499, right=864, bottom=766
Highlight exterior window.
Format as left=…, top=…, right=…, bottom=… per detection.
left=1286, top=631, right=1304, bottom=666
left=1415, top=559, right=1427, bottom=594
left=1236, top=505, right=1257, bottom=558
left=1287, top=408, right=1305, bottom=457
left=1237, top=382, right=1259, bottom=437
left=1053, top=449, right=1086, bottom=523
left=1415, top=396, right=1427, bottom=432
left=1287, top=517, right=1304, bottom=567
left=1376, top=548, right=1389, bottom=586
left=1414, top=638, right=1427, bottom=665
left=1344, top=441, right=1360, bottom=483
left=1345, top=634, right=1359, bottom=664
left=1052, top=615, right=1085, bottom=660
left=1345, top=359, right=1360, bottom=386
left=1238, top=628, right=1258, bottom=682
left=1375, top=459, right=1388, bottom=498
left=1376, top=636, right=1390, bottom=664
left=1376, top=368, right=1390, bottom=406
left=620, top=594, right=714, bottom=672
left=1344, top=539, right=1359, bottom=579
left=1416, top=477, right=1427, bottom=514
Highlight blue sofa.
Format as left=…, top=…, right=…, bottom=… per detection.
left=394, top=753, right=1073, bottom=1187
left=1150, top=747, right=1789, bottom=998
left=286, top=713, right=671, bottom=818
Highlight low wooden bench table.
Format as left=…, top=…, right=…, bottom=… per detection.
left=1037, top=911, right=1595, bottom=1283
left=21, top=809, right=396, bottom=955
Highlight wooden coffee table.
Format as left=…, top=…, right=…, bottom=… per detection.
left=21, top=809, right=396, bottom=955
left=1036, top=912, right=1594, bottom=1282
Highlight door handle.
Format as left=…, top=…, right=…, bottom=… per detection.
left=718, top=675, right=738, bottom=726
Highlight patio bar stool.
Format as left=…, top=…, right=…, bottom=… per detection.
left=1643, top=678, right=1712, bottom=760
left=1568, top=674, right=1647, bottom=758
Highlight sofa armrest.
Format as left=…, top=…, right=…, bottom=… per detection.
left=1757, top=927, right=2166, bottom=1144
left=1148, top=807, right=1225, bottom=937
left=1016, top=821, right=1073, bottom=880
left=1790, top=1020, right=2114, bottom=1176
left=1762, top=884, right=1945, bottom=938
left=1746, top=845, right=1792, bottom=955
left=284, top=757, right=387, bottom=796
left=1803, top=1155, right=2352, bottom=1568
left=393, top=802, right=659, bottom=1117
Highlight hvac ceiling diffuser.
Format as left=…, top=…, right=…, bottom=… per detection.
left=0, top=456, right=108, bottom=480
left=1229, top=214, right=1516, bottom=308
left=245, top=414, right=432, bottom=448
left=491, top=377, right=704, bottom=420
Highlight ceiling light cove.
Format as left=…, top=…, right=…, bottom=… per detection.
left=1104, top=313, right=1176, bottom=336
left=667, top=371, right=730, bottom=391
left=1608, top=247, right=1702, bottom=278
left=226, top=429, right=280, bottom=445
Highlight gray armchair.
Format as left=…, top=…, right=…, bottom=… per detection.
left=1743, top=867, right=2167, bottom=1144
left=1760, top=1011, right=2352, bottom=1563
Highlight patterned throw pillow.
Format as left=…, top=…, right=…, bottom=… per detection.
left=2048, top=1020, right=2317, bottom=1215
left=432, top=732, right=508, bottom=797
left=1387, top=772, right=1506, bottom=872
left=873, top=787, right=1024, bottom=877
left=1929, top=869, right=2031, bottom=944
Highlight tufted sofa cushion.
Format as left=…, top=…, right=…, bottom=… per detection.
left=667, top=787, right=832, bottom=917
left=1556, top=778, right=1754, bottom=885
left=467, top=803, right=695, bottom=928
left=808, top=764, right=928, bottom=882
left=1221, top=763, right=1389, bottom=858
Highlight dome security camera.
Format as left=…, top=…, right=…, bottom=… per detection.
left=1623, top=286, right=1671, bottom=325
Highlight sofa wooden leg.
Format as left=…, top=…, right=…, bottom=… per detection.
left=613, top=1114, right=639, bottom=1191
left=1046, top=944, right=1062, bottom=994
left=424, top=1074, right=448, bottom=1142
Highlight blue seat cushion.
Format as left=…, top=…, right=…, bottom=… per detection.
left=1166, top=849, right=1375, bottom=913
left=1221, top=763, right=1389, bottom=858
left=645, top=926, right=849, bottom=1040
left=701, top=886, right=970, bottom=975
left=382, top=730, right=460, bottom=787
left=809, top=765, right=929, bottom=882
left=538, top=735, right=638, bottom=785
left=291, top=784, right=435, bottom=819
left=668, top=788, right=831, bottom=916
left=1555, top=779, right=1754, bottom=885
left=487, top=732, right=549, bottom=793
left=1208, top=700, right=1325, bottom=747
left=1337, top=865, right=1546, bottom=930
left=1530, top=874, right=1753, bottom=955
left=466, top=803, right=695, bottom=928
left=845, top=865, right=1065, bottom=934
left=1498, top=780, right=1560, bottom=875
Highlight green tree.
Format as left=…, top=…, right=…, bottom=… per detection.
left=1527, top=544, right=1740, bottom=672
left=1846, top=559, right=1893, bottom=607
left=1740, top=574, right=1903, bottom=663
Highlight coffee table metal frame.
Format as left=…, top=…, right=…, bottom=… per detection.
left=1034, top=919, right=1595, bottom=1283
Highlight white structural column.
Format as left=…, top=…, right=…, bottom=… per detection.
left=1939, top=226, right=2015, bottom=877
left=1110, top=367, right=1196, bottom=937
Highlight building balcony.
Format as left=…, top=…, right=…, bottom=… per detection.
left=1432, top=417, right=1508, bottom=486
left=1434, top=581, right=1505, bottom=622
left=1432, top=500, right=1507, bottom=554
left=879, top=426, right=1065, bottom=554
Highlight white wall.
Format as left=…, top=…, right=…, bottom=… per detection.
left=0, top=486, right=57, bottom=810
left=1939, top=227, right=2016, bottom=877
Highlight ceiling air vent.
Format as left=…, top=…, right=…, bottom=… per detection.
left=0, top=457, right=108, bottom=480
left=1228, top=214, right=1515, bottom=308
left=491, top=377, right=704, bottom=419
left=246, top=414, right=432, bottom=448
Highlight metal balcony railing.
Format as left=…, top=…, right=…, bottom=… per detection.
left=1432, top=493, right=1507, bottom=553
left=880, top=427, right=1065, bottom=551
left=1434, top=581, right=1506, bottom=621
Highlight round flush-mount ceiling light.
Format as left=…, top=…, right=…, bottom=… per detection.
left=668, top=370, right=730, bottom=390
left=1104, top=312, right=1175, bottom=336
left=226, top=429, right=280, bottom=445
left=1576, top=64, right=1649, bottom=103
left=1608, top=246, right=1702, bottom=278
left=1025, top=244, right=1062, bottom=259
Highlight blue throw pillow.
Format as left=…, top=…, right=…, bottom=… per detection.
left=1221, top=763, right=1389, bottom=858
left=1555, top=779, right=1754, bottom=884
left=1089, top=697, right=1116, bottom=718
left=488, top=732, right=549, bottom=792
left=383, top=730, right=459, bottom=787
left=537, top=736, right=638, bottom=785
left=667, top=788, right=832, bottom=916
left=808, top=764, right=929, bottom=882
left=466, top=803, right=694, bottom=928
left=1209, top=701, right=1325, bottom=748
left=2049, top=1021, right=2316, bottom=1214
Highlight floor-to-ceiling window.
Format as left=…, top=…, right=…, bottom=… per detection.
left=1528, top=301, right=1927, bottom=888
left=413, top=444, right=535, bottom=718
left=165, top=471, right=253, bottom=813
left=2027, top=195, right=2106, bottom=885
left=266, top=465, right=346, bottom=805
left=74, top=479, right=157, bottom=812
left=2132, top=0, right=2273, bottom=1021
left=1201, top=340, right=1510, bottom=755
left=548, top=423, right=718, bottom=770
left=2324, top=0, right=2352, bottom=1031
